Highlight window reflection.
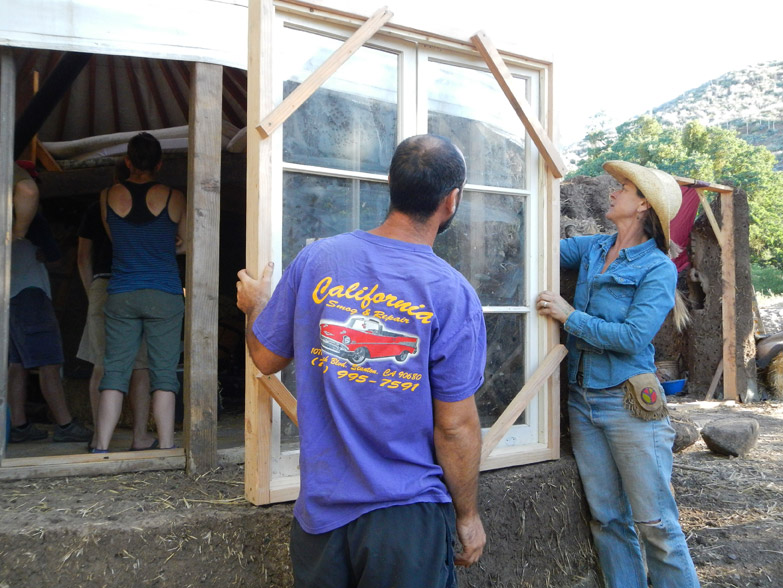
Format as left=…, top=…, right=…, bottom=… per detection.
left=477, top=313, right=527, bottom=429
left=281, top=26, right=398, bottom=174
left=427, top=60, right=527, bottom=189
left=433, top=190, right=526, bottom=307
left=282, top=172, right=389, bottom=267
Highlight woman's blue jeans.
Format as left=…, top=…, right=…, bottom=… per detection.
left=568, top=384, right=700, bottom=588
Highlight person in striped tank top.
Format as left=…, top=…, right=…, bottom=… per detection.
left=92, top=133, right=187, bottom=453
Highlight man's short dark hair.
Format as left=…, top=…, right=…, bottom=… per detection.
left=388, top=135, right=466, bottom=223
left=127, top=132, right=162, bottom=172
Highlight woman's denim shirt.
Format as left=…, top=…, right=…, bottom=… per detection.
left=562, top=234, right=676, bottom=389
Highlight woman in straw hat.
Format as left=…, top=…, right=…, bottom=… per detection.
left=537, top=161, right=699, bottom=587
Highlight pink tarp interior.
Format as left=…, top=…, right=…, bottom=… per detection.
left=670, top=186, right=701, bottom=272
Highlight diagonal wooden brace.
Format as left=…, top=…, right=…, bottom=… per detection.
left=471, top=30, right=567, bottom=179
left=256, top=6, right=393, bottom=139
left=256, top=373, right=298, bottom=426
left=480, top=344, right=567, bottom=464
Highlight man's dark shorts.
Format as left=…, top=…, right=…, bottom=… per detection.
left=9, top=287, right=64, bottom=367
left=290, top=501, right=457, bottom=588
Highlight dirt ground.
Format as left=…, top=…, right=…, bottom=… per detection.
left=1, top=312, right=782, bottom=588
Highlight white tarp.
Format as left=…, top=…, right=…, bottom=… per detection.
left=0, top=0, right=250, bottom=69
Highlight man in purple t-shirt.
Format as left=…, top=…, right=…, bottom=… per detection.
left=238, top=134, right=487, bottom=587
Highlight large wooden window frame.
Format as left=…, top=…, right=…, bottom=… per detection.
left=245, top=0, right=566, bottom=505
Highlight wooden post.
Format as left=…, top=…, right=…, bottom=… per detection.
left=544, top=61, right=561, bottom=459
left=0, top=50, right=16, bottom=462
left=245, top=0, right=276, bottom=505
left=546, top=173, right=561, bottom=457
left=184, top=61, right=223, bottom=474
left=1, top=59, right=63, bottom=473
left=721, top=192, right=737, bottom=400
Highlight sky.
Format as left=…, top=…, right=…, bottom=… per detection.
left=308, top=0, right=782, bottom=146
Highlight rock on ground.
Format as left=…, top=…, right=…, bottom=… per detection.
left=670, top=415, right=700, bottom=453
left=701, top=417, right=760, bottom=457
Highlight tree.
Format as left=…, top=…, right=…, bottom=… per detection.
left=571, top=116, right=783, bottom=268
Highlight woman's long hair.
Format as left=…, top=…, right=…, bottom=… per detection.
left=638, top=188, right=690, bottom=331
left=637, top=188, right=668, bottom=254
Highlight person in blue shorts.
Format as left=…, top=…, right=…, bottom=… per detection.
left=8, top=162, right=92, bottom=444
left=237, top=134, right=487, bottom=588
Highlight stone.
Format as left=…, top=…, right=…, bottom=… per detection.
left=670, top=415, right=700, bottom=453
left=701, top=417, right=760, bottom=457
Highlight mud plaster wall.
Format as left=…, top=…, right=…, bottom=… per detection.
left=0, top=458, right=597, bottom=588
left=559, top=177, right=756, bottom=400
left=685, top=190, right=756, bottom=400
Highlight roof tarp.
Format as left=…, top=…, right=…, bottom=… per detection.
left=0, top=0, right=249, bottom=69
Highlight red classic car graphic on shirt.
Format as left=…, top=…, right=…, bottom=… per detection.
left=319, top=315, right=419, bottom=365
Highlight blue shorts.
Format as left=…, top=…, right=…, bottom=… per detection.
left=9, top=287, right=64, bottom=368
left=290, top=502, right=457, bottom=588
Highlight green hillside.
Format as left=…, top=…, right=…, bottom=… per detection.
left=653, top=61, right=783, bottom=169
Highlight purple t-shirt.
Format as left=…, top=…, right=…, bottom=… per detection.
left=253, top=230, right=486, bottom=534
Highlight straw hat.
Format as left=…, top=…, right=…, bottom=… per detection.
left=602, top=161, right=682, bottom=244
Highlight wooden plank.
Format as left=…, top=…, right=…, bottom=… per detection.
left=480, top=344, right=567, bottom=465
left=184, top=61, right=223, bottom=475
left=471, top=31, right=567, bottom=179
left=0, top=49, right=16, bottom=464
left=34, top=138, right=62, bottom=172
left=245, top=0, right=276, bottom=506
left=30, top=70, right=39, bottom=163
left=0, top=452, right=185, bottom=481
left=704, top=359, right=723, bottom=401
left=256, top=6, right=393, bottom=139
left=481, top=443, right=556, bottom=471
left=257, top=374, right=298, bottom=426
left=546, top=174, right=562, bottom=459
left=3, top=448, right=183, bottom=468
left=544, top=60, right=561, bottom=460
left=721, top=192, right=737, bottom=400
left=674, top=175, right=734, bottom=194
left=694, top=189, right=723, bottom=248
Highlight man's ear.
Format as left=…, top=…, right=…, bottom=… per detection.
left=444, top=187, right=460, bottom=214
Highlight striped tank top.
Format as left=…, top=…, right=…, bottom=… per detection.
left=106, top=181, right=182, bottom=295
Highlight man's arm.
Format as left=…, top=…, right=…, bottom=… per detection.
left=76, top=237, right=93, bottom=294
left=433, top=395, right=486, bottom=567
left=12, top=178, right=39, bottom=240
left=237, top=263, right=292, bottom=375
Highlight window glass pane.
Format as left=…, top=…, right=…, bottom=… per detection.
left=433, top=190, right=526, bottom=307
left=280, top=172, right=389, bottom=448
left=282, top=26, right=398, bottom=173
left=427, top=60, right=527, bottom=189
left=476, top=313, right=526, bottom=428
left=282, top=172, right=389, bottom=269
